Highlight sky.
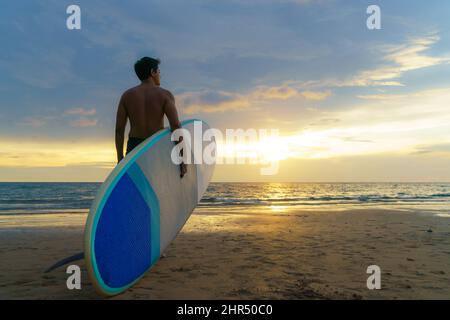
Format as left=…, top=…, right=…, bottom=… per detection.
left=1, top=0, right=450, bottom=182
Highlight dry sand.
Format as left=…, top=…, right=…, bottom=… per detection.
left=0, top=208, right=449, bottom=300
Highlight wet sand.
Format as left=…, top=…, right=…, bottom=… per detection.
left=1, top=208, right=449, bottom=299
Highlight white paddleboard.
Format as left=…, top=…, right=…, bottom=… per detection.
left=84, top=119, right=215, bottom=296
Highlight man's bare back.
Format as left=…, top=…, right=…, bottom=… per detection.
left=120, top=84, right=177, bottom=139
left=114, top=57, right=186, bottom=177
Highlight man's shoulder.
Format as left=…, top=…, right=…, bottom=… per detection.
left=121, top=86, right=139, bottom=99
left=158, top=86, right=173, bottom=97
left=159, top=87, right=175, bottom=101
left=120, top=86, right=173, bottom=102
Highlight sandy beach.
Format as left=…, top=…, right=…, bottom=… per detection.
left=1, top=207, right=449, bottom=300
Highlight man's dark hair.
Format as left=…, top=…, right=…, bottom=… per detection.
left=134, top=57, right=160, bottom=81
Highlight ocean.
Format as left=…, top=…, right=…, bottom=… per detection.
left=0, top=182, right=449, bottom=215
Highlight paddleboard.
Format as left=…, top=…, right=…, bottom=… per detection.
left=84, top=119, right=215, bottom=296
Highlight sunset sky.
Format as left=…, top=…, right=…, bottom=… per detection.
left=1, top=0, right=450, bottom=182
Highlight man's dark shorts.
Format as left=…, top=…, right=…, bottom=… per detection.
left=126, top=137, right=145, bottom=155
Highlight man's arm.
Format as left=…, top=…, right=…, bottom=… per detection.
left=163, top=90, right=187, bottom=178
left=115, top=96, right=127, bottom=163
left=163, top=90, right=181, bottom=131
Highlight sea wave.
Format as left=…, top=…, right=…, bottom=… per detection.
left=0, top=182, right=449, bottom=214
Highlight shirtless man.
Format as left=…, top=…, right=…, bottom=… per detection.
left=115, top=57, right=187, bottom=177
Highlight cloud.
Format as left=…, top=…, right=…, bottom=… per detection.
left=412, top=143, right=450, bottom=155
left=65, top=108, right=98, bottom=127
left=300, top=91, right=332, bottom=101
left=64, top=161, right=116, bottom=169
left=345, top=34, right=450, bottom=87
left=341, top=137, right=374, bottom=143
left=357, top=87, right=450, bottom=101
left=252, top=86, right=300, bottom=100
left=70, top=118, right=98, bottom=128
left=65, top=108, right=97, bottom=116
left=287, top=33, right=450, bottom=90
left=179, top=85, right=332, bottom=114
left=0, top=138, right=115, bottom=168
left=356, top=94, right=408, bottom=100
left=180, top=91, right=249, bottom=114
left=211, top=86, right=450, bottom=161
left=308, top=118, right=341, bottom=127
left=252, top=86, right=331, bottom=101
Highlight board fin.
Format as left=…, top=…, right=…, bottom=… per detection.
left=44, top=252, right=84, bottom=273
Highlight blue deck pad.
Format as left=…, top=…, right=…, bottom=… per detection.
left=95, top=172, right=152, bottom=288
left=127, top=163, right=160, bottom=264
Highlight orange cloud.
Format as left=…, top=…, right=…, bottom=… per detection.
left=65, top=108, right=97, bottom=116
left=179, top=85, right=331, bottom=114
left=70, top=118, right=98, bottom=127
